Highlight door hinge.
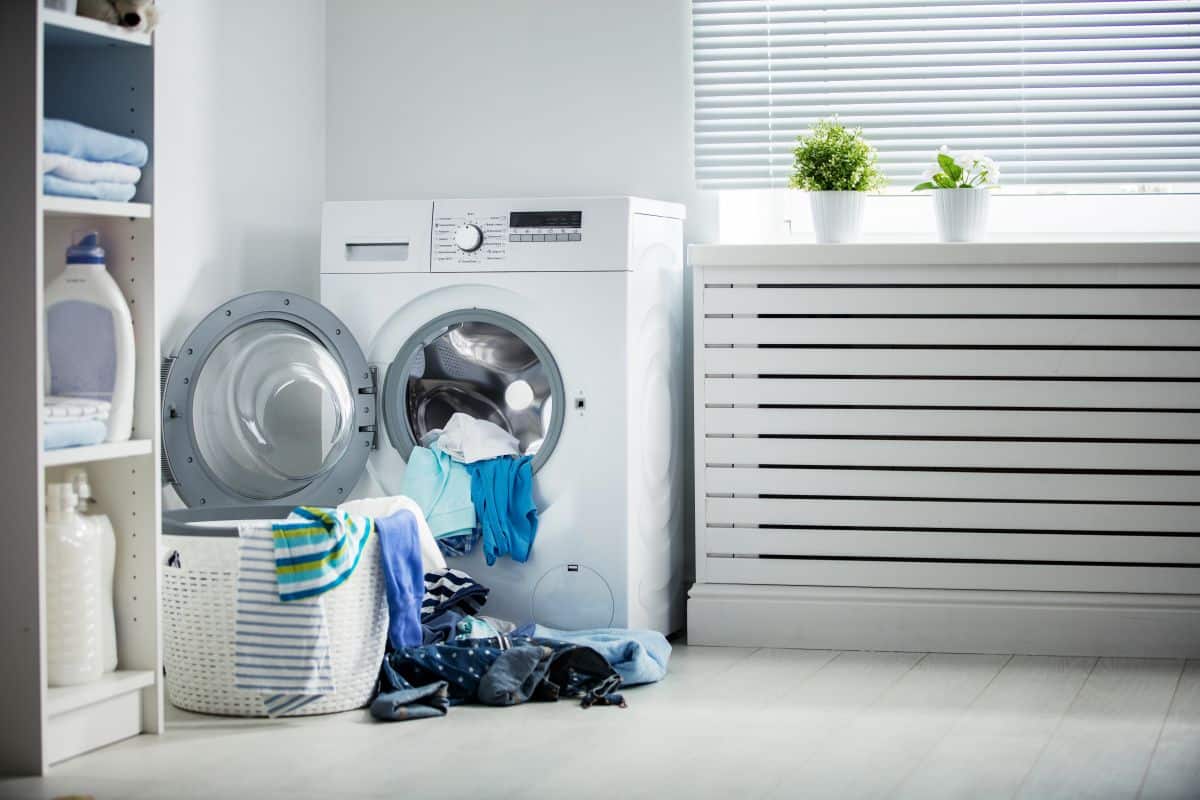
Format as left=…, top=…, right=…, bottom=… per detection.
left=358, top=365, right=379, bottom=450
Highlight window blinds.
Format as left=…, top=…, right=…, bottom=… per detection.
left=692, top=0, right=1200, bottom=189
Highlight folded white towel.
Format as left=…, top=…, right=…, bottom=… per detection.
left=45, top=395, right=111, bottom=423
left=42, top=152, right=142, bottom=185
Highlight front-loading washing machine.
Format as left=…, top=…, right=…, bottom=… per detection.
left=161, top=196, right=685, bottom=634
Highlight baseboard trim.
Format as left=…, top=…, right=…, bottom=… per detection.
left=687, top=583, right=1200, bottom=657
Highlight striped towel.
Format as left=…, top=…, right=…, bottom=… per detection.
left=421, top=568, right=490, bottom=622
left=234, top=523, right=333, bottom=716
left=272, top=507, right=374, bottom=602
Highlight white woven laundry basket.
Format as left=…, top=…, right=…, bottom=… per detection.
left=162, top=526, right=387, bottom=717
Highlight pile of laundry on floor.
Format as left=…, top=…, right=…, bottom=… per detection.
left=43, top=395, right=110, bottom=450
left=232, top=486, right=670, bottom=722
left=43, top=118, right=148, bottom=202
left=402, top=412, right=539, bottom=563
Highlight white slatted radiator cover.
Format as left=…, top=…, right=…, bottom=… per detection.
left=693, top=242, right=1200, bottom=596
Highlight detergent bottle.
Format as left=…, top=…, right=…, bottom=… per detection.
left=68, top=468, right=119, bottom=672
left=45, top=482, right=104, bottom=686
left=45, top=232, right=136, bottom=442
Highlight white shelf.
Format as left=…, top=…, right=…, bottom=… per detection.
left=43, top=195, right=151, bottom=219
left=43, top=439, right=153, bottom=468
left=46, top=670, right=155, bottom=717
left=43, top=9, right=151, bottom=49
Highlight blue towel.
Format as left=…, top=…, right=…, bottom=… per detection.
left=376, top=509, right=425, bottom=650
left=43, top=119, right=148, bottom=167
left=525, top=625, right=671, bottom=686
left=400, top=446, right=476, bottom=546
left=43, top=419, right=107, bottom=450
left=465, top=455, right=538, bottom=565
left=43, top=174, right=136, bottom=203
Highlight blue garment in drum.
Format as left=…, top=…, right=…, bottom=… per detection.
left=464, top=455, right=538, bottom=565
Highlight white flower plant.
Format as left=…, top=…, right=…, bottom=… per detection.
left=913, top=146, right=999, bottom=191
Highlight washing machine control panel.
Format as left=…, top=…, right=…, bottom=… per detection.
left=434, top=209, right=585, bottom=265
left=431, top=198, right=632, bottom=272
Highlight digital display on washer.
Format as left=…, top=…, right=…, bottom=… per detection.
left=509, top=211, right=582, bottom=229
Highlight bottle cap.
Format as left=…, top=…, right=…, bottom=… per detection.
left=66, top=468, right=91, bottom=500
left=46, top=482, right=78, bottom=513
left=66, top=231, right=105, bottom=265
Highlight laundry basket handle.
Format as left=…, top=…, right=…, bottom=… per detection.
left=162, top=506, right=298, bottom=537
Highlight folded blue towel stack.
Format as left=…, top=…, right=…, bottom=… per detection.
left=42, top=119, right=149, bottom=203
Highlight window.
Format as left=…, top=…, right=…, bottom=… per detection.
left=692, top=0, right=1200, bottom=190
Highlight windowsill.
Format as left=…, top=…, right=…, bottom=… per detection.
left=717, top=190, right=1200, bottom=245
left=689, top=239, right=1200, bottom=267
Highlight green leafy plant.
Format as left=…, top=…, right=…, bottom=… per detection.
left=790, top=118, right=887, bottom=192
left=913, top=146, right=1000, bottom=190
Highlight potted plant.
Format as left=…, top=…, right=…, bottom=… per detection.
left=790, top=118, right=886, bottom=243
left=913, top=147, right=1000, bottom=242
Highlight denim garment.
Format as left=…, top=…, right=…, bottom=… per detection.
left=526, top=625, right=672, bottom=686
left=372, top=635, right=622, bottom=722
left=370, top=681, right=450, bottom=722
left=421, top=609, right=465, bottom=645
left=435, top=531, right=477, bottom=558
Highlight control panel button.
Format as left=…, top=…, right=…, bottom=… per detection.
left=568, top=233, right=581, bottom=241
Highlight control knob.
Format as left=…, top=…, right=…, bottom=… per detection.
left=454, top=223, right=485, bottom=252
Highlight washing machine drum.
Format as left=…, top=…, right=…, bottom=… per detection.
left=383, top=310, right=564, bottom=472
left=162, top=292, right=376, bottom=509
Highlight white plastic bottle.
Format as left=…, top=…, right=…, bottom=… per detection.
left=45, top=482, right=104, bottom=686
left=68, top=468, right=118, bottom=672
left=45, top=232, right=136, bottom=442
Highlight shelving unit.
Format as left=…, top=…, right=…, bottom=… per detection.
left=46, top=670, right=157, bottom=717
left=42, top=8, right=151, bottom=48
left=0, top=3, right=162, bottom=775
left=43, top=195, right=152, bottom=219
left=43, top=439, right=154, bottom=468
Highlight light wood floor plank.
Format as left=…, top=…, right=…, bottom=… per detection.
left=769, top=652, right=1010, bottom=799
left=1139, top=660, right=1200, bottom=800
left=895, top=655, right=1096, bottom=800
left=1016, top=658, right=1185, bottom=800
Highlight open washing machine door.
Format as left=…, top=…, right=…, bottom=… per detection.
left=161, top=291, right=376, bottom=531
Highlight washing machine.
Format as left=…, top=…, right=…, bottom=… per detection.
left=161, top=196, right=685, bottom=634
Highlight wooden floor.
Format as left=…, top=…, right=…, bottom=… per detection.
left=2, top=645, right=1198, bottom=799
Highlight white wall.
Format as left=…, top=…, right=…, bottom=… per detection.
left=155, top=0, right=327, bottom=351
left=324, top=0, right=717, bottom=244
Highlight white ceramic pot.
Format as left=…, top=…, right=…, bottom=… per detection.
left=933, top=187, right=991, bottom=242
left=809, top=191, right=865, bottom=244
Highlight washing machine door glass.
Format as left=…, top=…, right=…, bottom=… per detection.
left=192, top=320, right=355, bottom=500
left=162, top=292, right=375, bottom=508
left=384, top=310, right=564, bottom=470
